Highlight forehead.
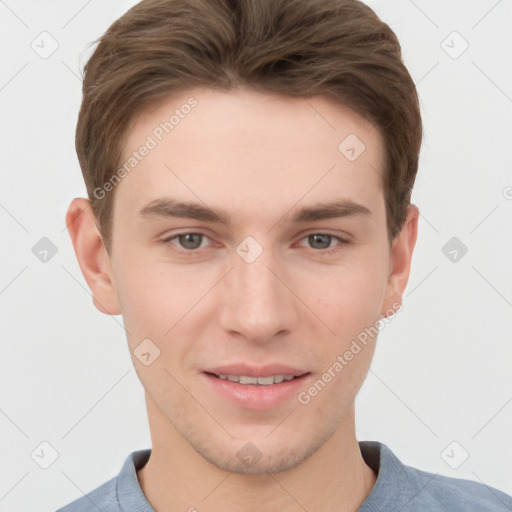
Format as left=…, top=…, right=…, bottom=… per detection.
left=115, top=87, right=385, bottom=227
left=128, top=87, right=382, bottom=157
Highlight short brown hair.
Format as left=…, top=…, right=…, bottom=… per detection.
left=76, top=0, right=422, bottom=253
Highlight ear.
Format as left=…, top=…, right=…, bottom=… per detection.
left=65, top=198, right=121, bottom=315
left=381, top=204, right=419, bottom=317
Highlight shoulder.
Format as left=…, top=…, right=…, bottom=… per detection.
left=55, top=476, right=119, bottom=512
left=54, top=449, right=151, bottom=512
left=360, top=441, right=512, bottom=512
left=399, top=458, right=512, bottom=511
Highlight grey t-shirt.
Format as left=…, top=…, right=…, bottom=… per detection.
left=55, top=441, right=512, bottom=511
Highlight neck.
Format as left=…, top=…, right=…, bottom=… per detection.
left=137, top=395, right=377, bottom=512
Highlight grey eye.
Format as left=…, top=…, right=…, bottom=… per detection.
left=308, top=234, right=332, bottom=249
left=178, top=233, right=204, bottom=250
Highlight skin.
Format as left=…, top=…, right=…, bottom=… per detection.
left=66, top=87, right=418, bottom=512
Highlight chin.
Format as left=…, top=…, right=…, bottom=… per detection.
left=198, top=440, right=320, bottom=475
left=178, top=419, right=337, bottom=476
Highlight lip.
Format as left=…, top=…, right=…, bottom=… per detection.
left=201, top=365, right=311, bottom=410
left=203, top=363, right=309, bottom=378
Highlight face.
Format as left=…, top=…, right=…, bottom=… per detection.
left=99, top=88, right=410, bottom=474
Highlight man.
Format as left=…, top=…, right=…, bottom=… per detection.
left=57, top=0, right=512, bottom=510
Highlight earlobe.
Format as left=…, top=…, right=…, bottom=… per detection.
left=381, top=204, right=419, bottom=316
left=65, top=198, right=121, bottom=315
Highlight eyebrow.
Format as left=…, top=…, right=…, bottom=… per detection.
left=138, top=197, right=372, bottom=227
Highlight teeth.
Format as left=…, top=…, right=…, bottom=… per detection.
left=240, top=375, right=260, bottom=385
left=216, top=374, right=296, bottom=385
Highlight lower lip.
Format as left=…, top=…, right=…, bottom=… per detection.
left=202, top=372, right=311, bottom=410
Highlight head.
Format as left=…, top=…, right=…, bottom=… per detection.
left=67, top=0, right=421, bottom=475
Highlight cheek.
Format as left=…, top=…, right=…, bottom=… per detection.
left=112, top=251, right=219, bottom=349
left=111, top=255, right=174, bottom=341
left=303, top=254, right=389, bottom=340
left=296, top=266, right=385, bottom=411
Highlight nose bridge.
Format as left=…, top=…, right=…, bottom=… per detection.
left=219, top=239, right=296, bottom=341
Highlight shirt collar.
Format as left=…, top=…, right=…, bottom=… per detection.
left=116, top=441, right=413, bottom=511
left=117, top=448, right=154, bottom=511
left=358, top=440, right=414, bottom=511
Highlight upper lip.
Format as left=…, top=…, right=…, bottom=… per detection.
left=203, top=364, right=309, bottom=378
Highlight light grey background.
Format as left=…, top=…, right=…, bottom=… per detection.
left=1, top=1, right=511, bottom=511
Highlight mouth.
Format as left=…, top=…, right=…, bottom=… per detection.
left=205, top=372, right=304, bottom=386
left=201, top=367, right=311, bottom=410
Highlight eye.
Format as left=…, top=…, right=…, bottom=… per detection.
left=298, top=233, right=349, bottom=253
left=163, top=232, right=211, bottom=251
left=161, top=232, right=349, bottom=254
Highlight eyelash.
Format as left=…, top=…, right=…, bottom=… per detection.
left=161, top=232, right=350, bottom=255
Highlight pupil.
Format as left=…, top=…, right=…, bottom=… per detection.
left=310, top=234, right=330, bottom=249
left=180, top=233, right=202, bottom=249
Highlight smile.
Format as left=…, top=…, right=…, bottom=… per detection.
left=213, top=374, right=297, bottom=385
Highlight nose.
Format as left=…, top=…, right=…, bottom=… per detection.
left=218, top=245, right=298, bottom=344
